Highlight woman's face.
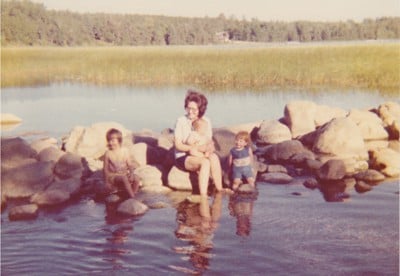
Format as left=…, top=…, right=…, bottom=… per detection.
left=186, top=101, right=199, bottom=121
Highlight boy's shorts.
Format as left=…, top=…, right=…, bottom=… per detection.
left=232, top=165, right=254, bottom=180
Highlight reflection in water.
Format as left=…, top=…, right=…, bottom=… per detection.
left=228, top=193, right=257, bottom=236
left=318, top=178, right=356, bottom=202
left=173, top=194, right=223, bottom=274
left=101, top=203, right=134, bottom=270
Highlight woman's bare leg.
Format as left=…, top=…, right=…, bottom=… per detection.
left=185, top=156, right=211, bottom=196
left=208, top=153, right=223, bottom=191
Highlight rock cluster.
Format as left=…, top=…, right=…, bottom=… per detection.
left=1, top=101, right=399, bottom=219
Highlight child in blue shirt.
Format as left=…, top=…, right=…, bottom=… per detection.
left=228, top=131, right=255, bottom=191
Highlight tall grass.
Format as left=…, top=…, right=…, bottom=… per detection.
left=1, top=43, right=399, bottom=93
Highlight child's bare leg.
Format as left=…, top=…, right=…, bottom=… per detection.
left=121, top=175, right=136, bottom=198
left=232, top=179, right=242, bottom=191
left=247, top=177, right=256, bottom=188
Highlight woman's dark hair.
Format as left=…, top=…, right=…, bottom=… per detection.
left=184, top=90, right=208, bottom=118
left=106, top=128, right=123, bottom=144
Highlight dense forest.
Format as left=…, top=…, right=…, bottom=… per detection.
left=2, top=0, right=400, bottom=46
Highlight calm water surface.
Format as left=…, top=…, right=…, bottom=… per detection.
left=1, top=83, right=397, bottom=139
left=1, top=84, right=399, bottom=275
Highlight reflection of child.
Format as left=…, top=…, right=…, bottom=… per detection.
left=228, top=131, right=255, bottom=191
left=186, top=118, right=214, bottom=158
left=103, top=128, right=141, bottom=198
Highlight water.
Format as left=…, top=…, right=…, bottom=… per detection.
left=1, top=84, right=399, bottom=275
left=1, top=83, right=397, bottom=139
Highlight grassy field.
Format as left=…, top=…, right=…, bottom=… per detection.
left=1, top=43, right=399, bottom=93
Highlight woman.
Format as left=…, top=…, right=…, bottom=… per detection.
left=174, top=90, right=230, bottom=200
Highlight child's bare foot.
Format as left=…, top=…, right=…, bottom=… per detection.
left=186, top=194, right=206, bottom=203
left=217, top=188, right=234, bottom=195
left=232, top=183, right=240, bottom=191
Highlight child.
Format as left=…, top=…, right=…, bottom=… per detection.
left=228, top=131, right=255, bottom=191
left=186, top=118, right=214, bottom=158
left=103, top=128, right=141, bottom=198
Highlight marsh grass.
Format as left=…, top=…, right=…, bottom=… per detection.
left=1, top=43, right=399, bottom=93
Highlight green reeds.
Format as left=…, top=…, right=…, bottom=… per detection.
left=1, top=43, right=399, bottom=93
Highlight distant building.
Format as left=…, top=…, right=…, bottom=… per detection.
left=215, top=31, right=230, bottom=43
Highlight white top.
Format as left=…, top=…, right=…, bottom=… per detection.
left=174, top=115, right=212, bottom=159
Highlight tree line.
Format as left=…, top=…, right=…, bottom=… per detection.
left=2, top=0, right=400, bottom=46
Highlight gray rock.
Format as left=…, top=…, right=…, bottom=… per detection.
left=370, top=148, right=400, bottom=177
left=284, top=100, right=316, bottom=138
left=354, top=169, right=385, bottom=183
left=134, top=165, right=163, bottom=187
left=305, top=159, right=323, bottom=171
left=237, top=183, right=256, bottom=193
left=1, top=137, right=37, bottom=171
left=347, top=109, right=388, bottom=141
left=317, top=159, right=346, bottom=180
left=264, top=140, right=306, bottom=162
left=212, top=128, right=236, bottom=159
left=106, top=194, right=121, bottom=203
left=30, top=137, right=58, bottom=154
left=303, top=178, right=318, bottom=189
left=167, top=166, right=193, bottom=190
left=38, top=147, right=65, bottom=163
left=260, top=172, right=293, bottom=184
left=54, top=153, right=85, bottom=179
left=290, top=151, right=315, bottom=165
left=256, top=120, right=292, bottom=144
left=2, top=161, right=55, bottom=198
left=30, top=190, right=70, bottom=206
left=117, top=198, right=149, bottom=216
left=355, top=181, right=373, bottom=193
left=9, top=204, right=39, bottom=221
left=266, top=164, right=288, bottom=174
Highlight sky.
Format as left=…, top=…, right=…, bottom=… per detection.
left=30, top=0, right=399, bottom=22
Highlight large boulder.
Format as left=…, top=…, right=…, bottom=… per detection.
left=157, top=128, right=175, bottom=150
left=377, top=102, right=400, bottom=140
left=54, top=153, right=86, bottom=180
left=284, top=101, right=316, bottom=138
left=313, top=117, right=368, bottom=160
left=212, top=128, right=236, bottom=159
left=1, top=137, right=37, bottom=171
left=256, top=120, right=292, bottom=144
left=38, top=147, right=66, bottom=163
left=126, top=142, right=147, bottom=167
left=117, top=198, right=149, bottom=216
left=314, top=105, right=347, bottom=127
left=167, top=166, right=193, bottom=191
left=370, top=148, right=400, bottom=177
left=312, top=118, right=368, bottom=175
left=30, top=190, right=70, bottom=206
left=62, top=122, right=132, bottom=159
left=347, top=109, right=388, bottom=141
left=30, top=137, right=58, bottom=154
left=134, top=165, right=163, bottom=187
left=2, top=161, right=55, bottom=198
left=317, top=159, right=346, bottom=180
left=263, top=140, right=307, bottom=162
left=8, top=204, right=39, bottom=221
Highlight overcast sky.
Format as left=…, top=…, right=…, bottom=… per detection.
left=30, top=0, right=399, bottom=22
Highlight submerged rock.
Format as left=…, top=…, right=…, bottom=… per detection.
left=117, top=198, right=149, bottom=216
left=355, top=181, right=373, bottom=193
left=259, top=172, right=293, bottom=184
left=30, top=190, right=70, bottom=206
left=9, top=204, right=39, bottom=221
